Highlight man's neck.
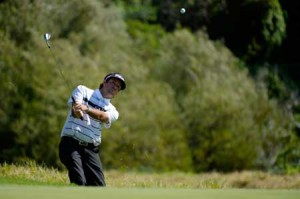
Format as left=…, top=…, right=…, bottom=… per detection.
left=99, top=88, right=112, bottom=99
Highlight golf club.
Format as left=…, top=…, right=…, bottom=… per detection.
left=43, top=32, right=83, bottom=120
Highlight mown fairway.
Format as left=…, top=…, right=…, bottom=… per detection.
left=1, top=185, right=300, bottom=199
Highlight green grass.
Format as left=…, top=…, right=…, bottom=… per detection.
left=1, top=185, right=300, bottom=199
left=1, top=163, right=300, bottom=199
left=0, top=162, right=68, bottom=186
left=1, top=162, right=300, bottom=189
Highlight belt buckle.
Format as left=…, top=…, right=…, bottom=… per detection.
left=78, top=140, right=88, bottom=146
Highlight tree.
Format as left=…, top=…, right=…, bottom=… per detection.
left=153, top=0, right=286, bottom=64
left=154, top=29, right=293, bottom=172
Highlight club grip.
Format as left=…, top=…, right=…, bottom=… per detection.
left=72, top=96, right=84, bottom=120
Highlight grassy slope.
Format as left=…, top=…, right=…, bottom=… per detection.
left=0, top=163, right=300, bottom=189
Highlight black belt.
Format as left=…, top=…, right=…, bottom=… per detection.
left=62, top=136, right=95, bottom=148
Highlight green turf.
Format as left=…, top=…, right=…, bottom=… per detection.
left=1, top=185, right=299, bottom=199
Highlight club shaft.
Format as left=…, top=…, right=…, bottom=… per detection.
left=46, top=40, right=83, bottom=120
left=48, top=48, right=72, bottom=91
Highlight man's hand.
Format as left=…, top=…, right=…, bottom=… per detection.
left=72, top=102, right=85, bottom=119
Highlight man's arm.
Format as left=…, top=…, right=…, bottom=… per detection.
left=72, top=103, right=109, bottom=123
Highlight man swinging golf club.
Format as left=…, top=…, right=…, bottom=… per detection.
left=59, top=73, right=126, bottom=186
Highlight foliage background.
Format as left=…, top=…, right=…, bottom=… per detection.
left=0, top=0, right=299, bottom=173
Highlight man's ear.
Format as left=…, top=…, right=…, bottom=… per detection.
left=99, top=83, right=104, bottom=89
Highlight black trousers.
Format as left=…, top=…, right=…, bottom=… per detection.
left=59, top=136, right=106, bottom=186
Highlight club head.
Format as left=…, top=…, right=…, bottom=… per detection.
left=44, top=33, right=51, bottom=42
left=44, top=33, right=51, bottom=48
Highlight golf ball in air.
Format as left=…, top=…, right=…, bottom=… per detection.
left=180, top=8, right=186, bottom=14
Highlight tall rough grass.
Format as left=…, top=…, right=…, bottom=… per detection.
left=1, top=162, right=300, bottom=188
left=0, top=162, right=68, bottom=185
left=107, top=170, right=300, bottom=189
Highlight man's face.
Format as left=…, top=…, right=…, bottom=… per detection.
left=101, top=78, right=122, bottom=98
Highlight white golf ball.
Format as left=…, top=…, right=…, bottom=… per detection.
left=180, top=8, right=186, bottom=14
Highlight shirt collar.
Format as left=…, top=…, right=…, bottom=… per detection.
left=95, top=88, right=110, bottom=104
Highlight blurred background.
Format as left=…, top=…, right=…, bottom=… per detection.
left=0, top=0, right=299, bottom=174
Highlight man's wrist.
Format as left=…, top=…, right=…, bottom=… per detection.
left=85, top=105, right=90, bottom=114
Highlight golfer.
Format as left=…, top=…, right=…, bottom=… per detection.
left=59, top=72, right=126, bottom=186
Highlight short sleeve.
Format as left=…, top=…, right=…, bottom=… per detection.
left=67, top=85, right=86, bottom=107
left=104, top=104, right=119, bottom=128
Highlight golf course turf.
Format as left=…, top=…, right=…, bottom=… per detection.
left=1, top=185, right=300, bottom=199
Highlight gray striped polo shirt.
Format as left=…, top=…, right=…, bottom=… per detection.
left=61, top=85, right=119, bottom=146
